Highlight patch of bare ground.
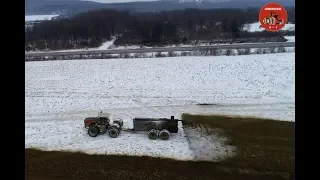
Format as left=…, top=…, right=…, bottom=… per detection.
left=182, top=114, right=294, bottom=179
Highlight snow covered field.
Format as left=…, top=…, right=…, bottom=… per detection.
left=25, top=15, right=59, bottom=22
left=284, top=36, right=295, bottom=42
left=243, top=22, right=295, bottom=32
left=25, top=53, right=295, bottom=160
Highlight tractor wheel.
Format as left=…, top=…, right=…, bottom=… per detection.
left=108, top=128, right=120, bottom=138
left=148, top=129, right=158, bottom=140
left=159, top=129, right=170, bottom=140
left=88, top=125, right=100, bottom=137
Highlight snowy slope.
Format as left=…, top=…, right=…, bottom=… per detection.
left=26, top=38, right=116, bottom=53
left=243, top=22, right=295, bottom=32
left=25, top=53, right=295, bottom=159
left=25, top=15, right=59, bottom=21
left=96, top=38, right=116, bottom=50
left=284, top=36, right=295, bottom=42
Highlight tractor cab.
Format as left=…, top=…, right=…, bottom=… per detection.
left=97, top=112, right=111, bottom=124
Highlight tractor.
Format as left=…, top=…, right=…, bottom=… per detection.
left=84, top=112, right=123, bottom=138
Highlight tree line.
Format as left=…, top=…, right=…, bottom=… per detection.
left=25, top=7, right=295, bottom=51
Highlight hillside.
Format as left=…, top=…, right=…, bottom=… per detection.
left=25, top=0, right=295, bottom=15
left=25, top=8, right=295, bottom=51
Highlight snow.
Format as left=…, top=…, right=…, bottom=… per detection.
left=26, top=32, right=294, bottom=53
left=97, top=38, right=116, bottom=50
left=108, top=43, right=227, bottom=50
left=26, top=40, right=293, bottom=54
left=179, top=0, right=203, bottom=4
left=109, top=45, right=144, bottom=49
left=184, top=127, right=236, bottom=161
left=25, top=53, right=295, bottom=160
left=243, top=22, right=295, bottom=32
left=26, top=120, right=194, bottom=160
left=282, top=23, right=295, bottom=31
left=26, top=38, right=116, bottom=53
left=284, top=36, right=295, bottom=42
left=25, top=15, right=59, bottom=22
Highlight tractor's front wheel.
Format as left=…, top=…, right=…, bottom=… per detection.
left=88, top=125, right=100, bottom=137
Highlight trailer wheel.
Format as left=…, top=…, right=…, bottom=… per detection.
left=88, top=125, right=100, bottom=137
left=159, top=129, right=170, bottom=140
left=108, top=128, right=120, bottom=138
left=148, top=129, right=158, bottom=140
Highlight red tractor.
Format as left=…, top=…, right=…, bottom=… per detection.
left=84, top=112, right=123, bottom=138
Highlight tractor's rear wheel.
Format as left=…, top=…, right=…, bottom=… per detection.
left=108, top=128, right=120, bottom=138
left=88, top=125, right=100, bottom=137
left=148, top=129, right=158, bottom=140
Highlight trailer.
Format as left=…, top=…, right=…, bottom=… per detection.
left=130, top=116, right=181, bottom=140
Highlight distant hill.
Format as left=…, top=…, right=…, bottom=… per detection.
left=25, top=0, right=295, bottom=15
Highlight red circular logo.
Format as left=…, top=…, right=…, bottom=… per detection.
left=259, top=3, right=288, bottom=32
